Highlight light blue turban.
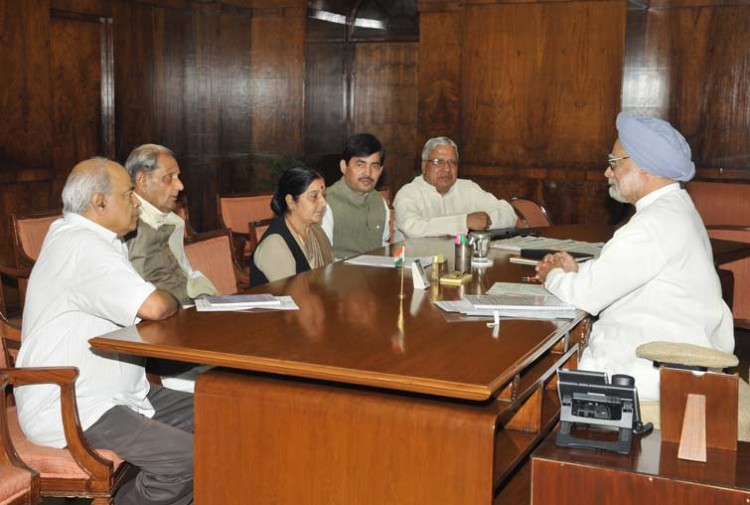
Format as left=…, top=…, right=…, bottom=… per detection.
left=615, top=112, right=695, bottom=182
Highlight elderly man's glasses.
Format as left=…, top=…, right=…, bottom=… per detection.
left=425, top=158, right=458, bottom=169
left=607, top=155, right=630, bottom=171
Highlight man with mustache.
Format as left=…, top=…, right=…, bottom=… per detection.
left=322, top=133, right=391, bottom=259
left=536, top=112, right=734, bottom=407
left=393, top=136, right=517, bottom=238
left=125, top=144, right=217, bottom=306
left=15, top=158, right=194, bottom=504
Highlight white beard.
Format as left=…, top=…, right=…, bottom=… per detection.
left=608, top=184, right=629, bottom=203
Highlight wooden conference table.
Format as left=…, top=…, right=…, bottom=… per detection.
left=89, top=225, right=747, bottom=504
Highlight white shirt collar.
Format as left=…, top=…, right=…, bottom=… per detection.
left=134, top=193, right=182, bottom=229
left=635, top=183, right=680, bottom=211
left=63, top=211, right=120, bottom=245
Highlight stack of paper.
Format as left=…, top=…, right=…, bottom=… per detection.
left=433, top=282, right=579, bottom=320
left=195, top=294, right=298, bottom=312
left=344, top=255, right=433, bottom=268
left=491, top=236, right=604, bottom=257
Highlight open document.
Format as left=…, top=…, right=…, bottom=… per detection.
left=195, top=295, right=298, bottom=312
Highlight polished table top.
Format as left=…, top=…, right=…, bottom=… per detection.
left=89, top=225, right=750, bottom=402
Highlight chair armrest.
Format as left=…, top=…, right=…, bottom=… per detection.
left=248, top=218, right=274, bottom=252
left=234, top=263, right=250, bottom=291
left=0, top=263, right=31, bottom=280
left=0, top=315, right=21, bottom=343
left=0, top=315, right=21, bottom=369
left=0, top=377, right=38, bottom=478
left=246, top=222, right=259, bottom=257
left=1, top=367, right=114, bottom=479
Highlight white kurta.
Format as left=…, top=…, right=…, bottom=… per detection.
left=393, top=175, right=517, bottom=238
left=16, top=213, right=156, bottom=448
left=545, top=184, right=734, bottom=401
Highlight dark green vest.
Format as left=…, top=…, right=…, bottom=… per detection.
left=327, top=178, right=387, bottom=259
left=126, top=219, right=190, bottom=305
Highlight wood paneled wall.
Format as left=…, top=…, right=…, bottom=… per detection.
left=622, top=2, right=750, bottom=179
left=419, top=0, right=628, bottom=225
left=352, top=43, right=419, bottom=193
left=418, top=0, right=750, bottom=225
left=0, top=0, right=305, bottom=262
left=303, top=11, right=420, bottom=196
left=2, top=0, right=750, bottom=264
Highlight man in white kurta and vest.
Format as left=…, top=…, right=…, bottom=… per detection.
left=393, top=136, right=517, bottom=238
left=536, top=112, right=735, bottom=405
left=322, top=133, right=390, bottom=259
left=125, top=144, right=217, bottom=306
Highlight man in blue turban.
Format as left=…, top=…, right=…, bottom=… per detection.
left=535, top=113, right=735, bottom=427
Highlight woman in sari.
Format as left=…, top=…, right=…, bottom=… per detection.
left=249, top=166, right=334, bottom=286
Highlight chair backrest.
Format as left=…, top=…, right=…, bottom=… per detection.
left=174, top=198, right=196, bottom=238
left=637, top=341, right=740, bottom=454
left=378, top=188, right=391, bottom=205
left=510, top=198, right=553, bottom=228
left=377, top=188, right=394, bottom=244
left=686, top=181, right=750, bottom=227
left=660, top=367, right=738, bottom=454
left=217, top=194, right=274, bottom=242
left=11, top=210, right=62, bottom=265
left=185, top=229, right=239, bottom=296
left=707, top=226, right=750, bottom=320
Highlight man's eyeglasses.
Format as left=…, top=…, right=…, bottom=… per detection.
left=607, top=155, right=630, bottom=171
left=425, top=158, right=459, bottom=169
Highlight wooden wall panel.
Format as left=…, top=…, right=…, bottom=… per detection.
left=215, top=7, right=254, bottom=196
left=417, top=5, right=461, bottom=144
left=49, top=14, right=108, bottom=179
left=352, top=42, right=419, bottom=195
left=181, top=3, right=254, bottom=229
left=0, top=0, right=306, bottom=253
left=249, top=8, right=306, bottom=183
left=0, top=0, right=53, bottom=168
left=182, top=2, right=222, bottom=232
left=0, top=0, right=56, bottom=262
left=416, top=0, right=626, bottom=224
left=460, top=1, right=625, bottom=167
left=304, top=39, right=347, bottom=181
left=622, top=5, right=750, bottom=173
left=113, top=1, right=188, bottom=160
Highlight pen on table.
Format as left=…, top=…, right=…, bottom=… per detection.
left=520, top=276, right=540, bottom=283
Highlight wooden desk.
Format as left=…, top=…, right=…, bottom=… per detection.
left=89, top=226, right=612, bottom=504
left=88, top=225, right=748, bottom=504
left=531, top=429, right=750, bottom=504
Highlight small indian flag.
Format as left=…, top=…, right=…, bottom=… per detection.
left=393, top=245, right=405, bottom=267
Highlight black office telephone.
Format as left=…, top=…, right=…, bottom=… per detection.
left=556, top=369, right=654, bottom=455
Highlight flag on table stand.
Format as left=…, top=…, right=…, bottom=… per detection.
left=392, top=244, right=406, bottom=298
left=393, top=245, right=405, bottom=267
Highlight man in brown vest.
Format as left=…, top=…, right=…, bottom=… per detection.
left=321, top=133, right=390, bottom=259
left=125, top=144, right=217, bottom=306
